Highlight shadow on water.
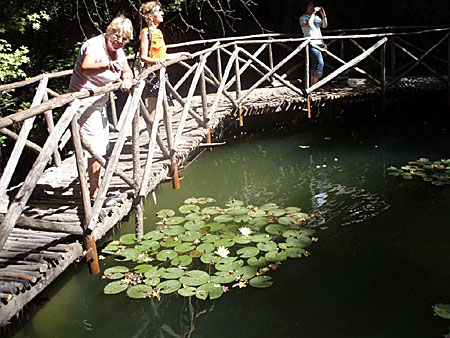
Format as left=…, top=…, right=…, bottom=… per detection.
left=3, top=97, right=450, bottom=337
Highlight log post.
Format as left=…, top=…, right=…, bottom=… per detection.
left=132, top=109, right=144, bottom=238
left=305, top=43, right=311, bottom=119
left=268, top=38, right=274, bottom=84
left=381, top=40, right=386, bottom=113
left=390, top=36, right=396, bottom=75
left=70, top=117, right=99, bottom=275
left=110, top=92, right=118, bottom=128
left=234, top=45, right=243, bottom=127
left=200, top=69, right=212, bottom=152
left=216, top=48, right=223, bottom=81
left=43, top=91, right=62, bottom=167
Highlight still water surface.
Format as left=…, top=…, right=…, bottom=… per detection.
left=5, top=111, right=450, bottom=338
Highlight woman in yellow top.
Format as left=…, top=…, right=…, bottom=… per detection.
left=139, top=1, right=190, bottom=117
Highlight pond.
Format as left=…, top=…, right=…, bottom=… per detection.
left=4, top=103, right=450, bottom=337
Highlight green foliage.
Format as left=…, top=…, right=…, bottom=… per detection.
left=0, top=39, right=30, bottom=83
left=101, top=197, right=317, bottom=300
left=388, top=158, right=450, bottom=186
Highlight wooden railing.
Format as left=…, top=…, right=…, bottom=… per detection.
left=0, top=26, right=448, bottom=270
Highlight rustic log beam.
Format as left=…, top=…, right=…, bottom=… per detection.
left=238, top=48, right=307, bottom=96
left=393, top=41, right=447, bottom=84
left=0, top=78, right=48, bottom=213
left=348, top=39, right=382, bottom=67
left=0, top=70, right=73, bottom=93
left=388, top=32, right=450, bottom=85
left=0, top=128, right=42, bottom=155
left=138, top=99, right=171, bottom=158
left=316, top=46, right=381, bottom=85
left=307, top=37, right=387, bottom=94
left=174, top=61, right=198, bottom=91
left=109, top=92, right=118, bottom=128
left=238, top=40, right=310, bottom=105
left=139, top=69, right=167, bottom=197
left=163, top=82, right=205, bottom=126
left=0, top=100, right=81, bottom=250
left=202, top=65, right=239, bottom=109
left=0, top=214, right=82, bottom=235
left=43, top=91, right=62, bottom=167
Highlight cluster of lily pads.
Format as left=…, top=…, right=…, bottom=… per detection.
left=101, top=197, right=317, bottom=300
left=387, top=158, right=450, bottom=186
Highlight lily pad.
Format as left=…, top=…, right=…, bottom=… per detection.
left=236, top=266, right=258, bottom=279
left=134, top=264, right=156, bottom=273
left=115, top=248, right=140, bottom=261
left=215, top=259, right=244, bottom=272
left=211, top=272, right=237, bottom=284
left=285, top=247, right=306, bottom=258
left=178, top=286, right=197, bottom=297
left=119, top=233, right=137, bottom=245
left=285, top=207, right=301, bottom=213
left=160, top=237, right=182, bottom=248
left=265, top=224, right=287, bottom=235
left=197, top=242, right=215, bottom=253
left=286, top=236, right=312, bottom=248
left=233, top=235, right=252, bottom=244
left=175, top=243, right=195, bottom=253
left=249, top=275, right=273, bottom=288
left=143, top=230, right=164, bottom=241
left=257, top=241, right=278, bottom=252
left=214, top=214, right=234, bottom=223
left=201, top=206, right=222, bottom=215
left=157, top=280, right=182, bottom=294
left=145, top=276, right=160, bottom=286
left=104, top=281, right=128, bottom=295
left=208, top=222, right=225, bottom=232
left=237, top=246, right=260, bottom=258
left=432, top=303, right=450, bottom=319
left=234, top=214, right=250, bottom=223
left=165, top=216, right=186, bottom=225
left=156, top=209, right=175, bottom=218
left=260, top=203, right=278, bottom=211
left=171, top=255, right=192, bottom=267
left=215, top=238, right=235, bottom=248
left=225, top=199, right=245, bottom=207
left=101, top=245, right=119, bottom=255
left=138, top=240, right=160, bottom=250
left=200, top=253, right=220, bottom=264
left=127, top=284, right=153, bottom=299
left=247, top=256, right=269, bottom=267
left=265, top=250, right=288, bottom=262
left=196, top=282, right=223, bottom=300
left=179, top=204, right=201, bottom=214
left=162, top=225, right=185, bottom=236
left=185, top=213, right=207, bottom=221
left=249, top=217, right=270, bottom=227
left=226, top=207, right=249, bottom=215
left=179, top=231, right=201, bottom=242
left=248, top=209, right=266, bottom=217
left=144, top=267, right=166, bottom=279
left=156, top=249, right=178, bottom=262
left=184, top=197, right=199, bottom=204
left=277, top=216, right=295, bottom=225
left=104, top=266, right=129, bottom=280
left=251, top=233, right=272, bottom=242
left=161, top=267, right=186, bottom=279
left=202, top=234, right=221, bottom=242
left=184, top=220, right=206, bottom=231
left=180, top=270, right=210, bottom=286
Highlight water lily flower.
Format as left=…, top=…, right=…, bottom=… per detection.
left=214, top=246, right=230, bottom=258
left=238, top=227, right=252, bottom=237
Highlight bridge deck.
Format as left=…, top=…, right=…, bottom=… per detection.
left=0, top=76, right=446, bottom=326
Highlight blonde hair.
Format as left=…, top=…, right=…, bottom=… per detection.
left=139, top=1, right=162, bottom=16
left=107, top=15, right=133, bottom=40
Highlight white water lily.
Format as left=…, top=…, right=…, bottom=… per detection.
left=238, top=227, right=252, bottom=237
left=214, top=246, right=230, bottom=258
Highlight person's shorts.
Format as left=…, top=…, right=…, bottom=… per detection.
left=142, top=71, right=173, bottom=100
left=76, top=100, right=109, bottom=158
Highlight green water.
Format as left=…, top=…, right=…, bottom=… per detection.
left=4, top=109, right=450, bottom=338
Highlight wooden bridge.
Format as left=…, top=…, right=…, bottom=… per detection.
left=0, top=25, right=448, bottom=326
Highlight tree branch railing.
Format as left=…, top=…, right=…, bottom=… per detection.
left=0, top=26, right=448, bottom=263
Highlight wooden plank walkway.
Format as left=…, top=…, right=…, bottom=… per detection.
left=0, top=76, right=446, bottom=326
